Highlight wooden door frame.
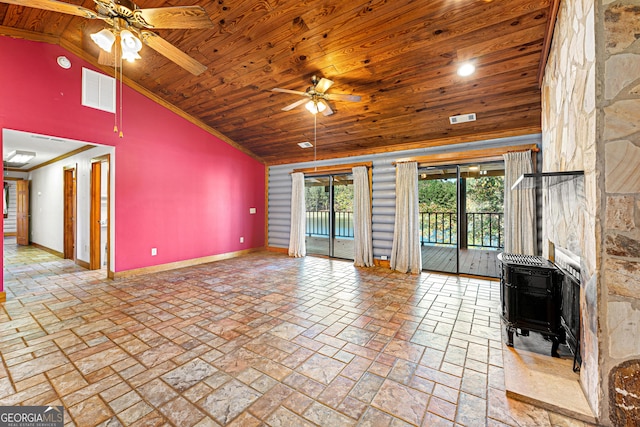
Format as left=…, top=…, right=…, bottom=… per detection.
left=89, top=154, right=111, bottom=275
left=16, top=179, right=29, bottom=246
left=63, top=166, right=77, bottom=260
left=3, top=177, right=21, bottom=237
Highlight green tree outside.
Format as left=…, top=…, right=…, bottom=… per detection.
left=305, top=182, right=353, bottom=212
left=418, top=174, right=504, bottom=247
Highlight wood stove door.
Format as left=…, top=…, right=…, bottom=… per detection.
left=512, top=268, right=561, bottom=333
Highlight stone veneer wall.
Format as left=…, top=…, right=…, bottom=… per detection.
left=542, top=0, right=640, bottom=424
left=601, top=1, right=640, bottom=425
left=542, top=0, right=599, bottom=417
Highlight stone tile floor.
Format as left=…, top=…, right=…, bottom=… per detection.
left=1, top=239, right=596, bottom=426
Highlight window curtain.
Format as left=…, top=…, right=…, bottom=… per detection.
left=289, top=172, right=306, bottom=257
left=391, top=161, right=422, bottom=273
left=503, top=151, right=537, bottom=255
left=352, top=166, right=373, bottom=267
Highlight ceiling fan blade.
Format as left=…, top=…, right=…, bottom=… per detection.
left=320, top=100, right=334, bottom=116
left=97, top=48, right=114, bottom=66
left=135, top=6, right=214, bottom=29
left=271, top=88, right=308, bottom=96
left=1, top=0, right=97, bottom=18
left=140, top=31, right=207, bottom=76
left=325, top=93, right=361, bottom=102
left=314, top=77, right=334, bottom=93
left=281, top=98, right=308, bottom=112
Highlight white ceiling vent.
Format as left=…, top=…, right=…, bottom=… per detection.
left=82, top=67, right=115, bottom=113
left=449, top=113, right=476, bottom=124
left=298, top=141, right=313, bottom=148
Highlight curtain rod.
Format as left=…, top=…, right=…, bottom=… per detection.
left=392, top=144, right=539, bottom=166
left=290, top=161, right=372, bottom=175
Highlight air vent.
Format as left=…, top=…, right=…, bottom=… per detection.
left=298, top=141, right=313, bottom=148
left=82, top=67, right=115, bottom=113
left=449, top=113, right=476, bottom=124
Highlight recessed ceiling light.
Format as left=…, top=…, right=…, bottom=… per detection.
left=298, top=141, right=313, bottom=148
left=57, top=55, right=71, bottom=69
left=457, top=62, right=475, bottom=77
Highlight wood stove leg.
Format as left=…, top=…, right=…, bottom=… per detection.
left=551, top=336, right=560, bottom=358
left=506, top=327, right=514, bottom=347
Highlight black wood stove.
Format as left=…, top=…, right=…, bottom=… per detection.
left=498, top=253, right=566, bottom=357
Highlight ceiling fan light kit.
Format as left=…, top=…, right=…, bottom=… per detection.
left=119, top=29, right=142, bottom=62
left=305, top=100, right=326, bottom=114
left=91, top=28, right=143, bottom=62
left=90, top=28, right=116, bottom=52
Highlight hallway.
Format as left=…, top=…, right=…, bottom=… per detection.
left=1, top=242, right=593, bottom=426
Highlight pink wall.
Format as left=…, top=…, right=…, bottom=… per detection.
left=0, top=36, right=265, bottom=290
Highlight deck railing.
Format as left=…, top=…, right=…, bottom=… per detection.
left=306, top=210, right=502, bottom=248
left=306, top=211, right=354, bottom=238
left=420, top=212, right=457, bottom=245
left=465, top=212, right=504, bottom=248
left=420, top=211, right=503, bottom=248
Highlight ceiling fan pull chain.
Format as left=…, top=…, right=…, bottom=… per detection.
left=119, top=51, right=124, bottom=138
left=113, top=37, right=119, bottom=135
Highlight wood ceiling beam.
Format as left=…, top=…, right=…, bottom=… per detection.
left=0, top=25, right=59, bottom=43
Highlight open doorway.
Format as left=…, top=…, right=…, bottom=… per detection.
left=2, top=129, right=115, bottom=293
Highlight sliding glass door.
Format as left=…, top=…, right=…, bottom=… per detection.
left=459, top=162, right=504, bottom=277
left=305, top=174, right=354, bottom=260
left=419, top=162, right=504, bottom=277
left=419, top=166, right=458, bottom=274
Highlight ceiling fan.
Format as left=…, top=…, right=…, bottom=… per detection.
left=272, top=75, right=361, bottom=116
left=1, top=0, right=214, bottom=75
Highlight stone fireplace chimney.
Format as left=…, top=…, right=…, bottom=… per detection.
left=542, top=1, right=640, bottom=425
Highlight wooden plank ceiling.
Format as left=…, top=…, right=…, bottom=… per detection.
left=0, top=0, right=553, bottom=165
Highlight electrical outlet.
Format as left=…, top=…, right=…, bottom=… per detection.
left=381, top=255, right=388, bottom=260
left=240, top=237, right=244, bottom=243
left=249, top=207, right=256, bottom=214
left=151, top=248, right=157, bottom=256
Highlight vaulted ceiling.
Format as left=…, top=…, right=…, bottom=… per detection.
left=0, top=0, right=556, bottom=165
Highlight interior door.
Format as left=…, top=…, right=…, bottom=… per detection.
left=90, top=156, right=111, bottom=271
left=90, top=161, right=101, bottom=270
left=16, top=179, right=29, bottom=246
left=63, top=167, right=76, bottom=260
